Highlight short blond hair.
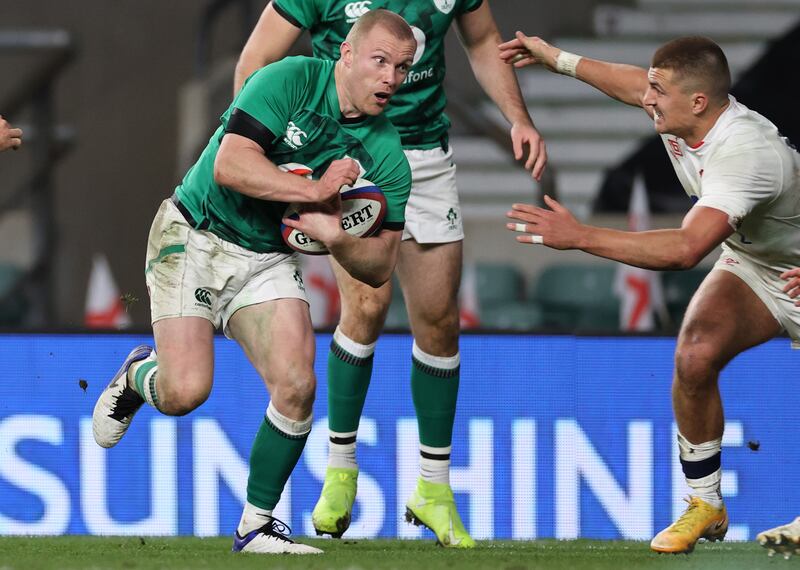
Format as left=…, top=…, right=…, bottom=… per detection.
left=345, top=9, right=414, bottom=47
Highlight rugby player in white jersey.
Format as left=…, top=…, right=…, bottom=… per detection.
left=498, top=33, right=800, bottom=554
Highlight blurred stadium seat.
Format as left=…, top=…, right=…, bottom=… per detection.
left=384, top=275, right=409, bottom=330
left=0, top=263, right=28, bottom=326
left=475, top=262, right=525, bottom=307
left=479, top=301, right=544, bottom=331
left=529, top=263, right=619, bottom=331
left=662, top=267, right=710, bottom=327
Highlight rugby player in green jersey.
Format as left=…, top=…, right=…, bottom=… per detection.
left=92, top=10, right=416, bottom=555
left=234, top=0, right=547, bottom=548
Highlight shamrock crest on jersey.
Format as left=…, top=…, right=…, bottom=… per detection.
left=433, top=0, right=455, bottom=14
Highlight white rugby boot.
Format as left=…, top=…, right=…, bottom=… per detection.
left=92, top=345, right=154, bottom=448
left=232, top=517, right=322, bottom=554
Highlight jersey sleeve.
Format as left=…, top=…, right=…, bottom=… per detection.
left=272, top=0, right=320, bottom=29
left=458, top=0, right=484, bottom=14
left=695, top=134, right=783, bottom=229
left=225, top=57, right=309, bottom=152
left=373, top=147, right=412, bottom=230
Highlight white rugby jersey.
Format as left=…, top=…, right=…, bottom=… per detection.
left=660, top=96, right=800, bottom=272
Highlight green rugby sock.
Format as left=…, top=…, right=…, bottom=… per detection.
left=410, top=342, right=460, bottom=448
left=247, top=403, right=311, bottom=511
left=131, top=359, right=159, bottom=408
left=327, top=328, right=375, bottom=434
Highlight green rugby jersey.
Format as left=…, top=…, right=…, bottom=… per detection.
left=174, top=56, right=411, bottom=253
left=273, top=0, right=484, bottom=149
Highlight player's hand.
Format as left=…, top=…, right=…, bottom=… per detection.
left=282, top=194, right=346, bottom=246
left=505, top=195, right=584, bottom=250
left=499, top=32, right=559, bottom=71
left=511, top=122, right=547, bottom=181
left=316, top=158, right=359, bottom=202
left=780, top=268, right=800, bottom=307
left=0, top=115, right=22, bottom=152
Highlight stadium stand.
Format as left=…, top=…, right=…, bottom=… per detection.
left=475, top=263, right=526, bottom=308
left=0, top=29, right=74, bottom=326
left=528, top=263, right=619, bottom=331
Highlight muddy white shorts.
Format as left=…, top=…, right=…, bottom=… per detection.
left=713, top=246, right=800, bottom=348
left=144, top=198, right=308, bottom=337
left=402, top=145, right=463, bottom=244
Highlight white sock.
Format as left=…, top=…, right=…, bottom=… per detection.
left=328, top=430, right=358, bottom=470
left=419, top=443, right=451, bottom=485
left=333, top=327, right=377, bottom=359
left=411, top=342, right=460, bottom=370
left=267, top=401, right=313, bottom=436
left=687, top=470, right=723, bottom=508
left=678, top=432, right=723, bottom=508
left=237, top=501, right=273, bottom=536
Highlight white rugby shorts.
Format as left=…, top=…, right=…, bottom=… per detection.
left=144, top=198, right=308, bottom=338
left=402, top=145, right=464, bottom=243
left=713, top=246, right=800, bottom=348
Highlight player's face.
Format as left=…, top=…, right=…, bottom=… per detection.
left=644, top=67, right=697, bottom=139
left=347, top=26, right=416, bottom=116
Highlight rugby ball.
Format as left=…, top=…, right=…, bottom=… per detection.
left=281, top=180, right=387, bottom=255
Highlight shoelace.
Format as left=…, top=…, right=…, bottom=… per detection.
left=671, top=497, right=703, bottom=533
left=260, top=516, right=293, bottom=542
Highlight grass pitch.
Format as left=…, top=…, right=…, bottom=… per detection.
left=0, top=537, right=783, bottom=570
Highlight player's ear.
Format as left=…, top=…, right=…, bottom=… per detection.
left=691, top=92, right=708, bottom=115
left=339, top=41, right=354, bottom=67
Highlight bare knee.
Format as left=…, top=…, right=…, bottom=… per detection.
left=272, top=376, right=316, bottom=418
left=157, top=372, right=212, bottom=416
left=674, top=329, right=723, bottom=396
left=340, top=286, right=391, bottom=341
left=410, top=300, right=460, bottom=355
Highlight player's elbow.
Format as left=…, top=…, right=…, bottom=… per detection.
left=235, top=50, right=279, bottom=87
left=670, top=245, right=704, bottom=270
left=234, top=57, right=256, bottom=92
left=213, top=152, right=235, bottom=188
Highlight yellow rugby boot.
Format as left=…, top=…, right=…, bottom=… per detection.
left=650, top=496, right=728, bottom=554
left=757, top=517, right=800, bottom=559
left=311, top=467, right=358, bottom=538
left=405, top=478, right=475, bottom=548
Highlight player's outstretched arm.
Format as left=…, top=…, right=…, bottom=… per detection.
left=498, top=31, right=651, bottom=110
left=214, top=134, right=358, bottom=203
left=0, top=116, right=22, bottom=152
left=781, top=269, right=800, bottom=307
left=506, top=196, right=733, bottom=270
left=457, top=2, right=546, bottom=180
left=234, top=2, right=303, bottom=95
